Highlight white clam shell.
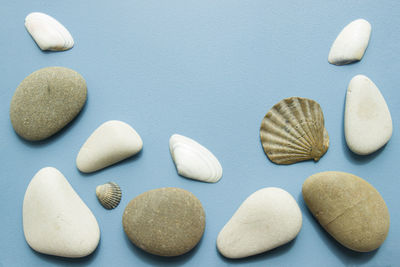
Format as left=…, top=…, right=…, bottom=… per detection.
left=96, top=182, right=122, bottom=210
left=328, top=19, right=371, bottom=65
left=76, top=120, right=143, bottom=173
left=260, top=97, right=329, bottom=165
left=25, top=12, right=74, bottom=51
left=169, top=134, right=223, bottom=183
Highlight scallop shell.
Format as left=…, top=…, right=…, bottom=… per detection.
left=260, top=97, right=329, bottom=165
left=169, top=134, right=223, bottom=183
left=25, top=12, right=74, bottom=51
left=96, top=182, right=122, bottom=210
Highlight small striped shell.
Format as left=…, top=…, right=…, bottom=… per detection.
left=260, top=97, right=329, bottom=164
left=96, top=182, right=122, bottom=210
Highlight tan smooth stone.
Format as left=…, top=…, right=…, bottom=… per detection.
left=302, top=171, right=389, bottom=252
left=122, top=187, right=205, bottom=257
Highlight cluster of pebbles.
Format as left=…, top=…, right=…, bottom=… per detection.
left=14, top=12, right=392, bottom=260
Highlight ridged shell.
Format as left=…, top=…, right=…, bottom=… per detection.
left=169, top=134, right=223, bottom=183
left=25, top=12, right=74, bottom=51
left=260, top=97, right=329, bottom=165
left=96, top=182, right=122, bottom=210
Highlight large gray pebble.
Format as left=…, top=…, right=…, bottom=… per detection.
left=10, top=67, right=87, bottom=141
left=122, top=187, right=205, bottom=257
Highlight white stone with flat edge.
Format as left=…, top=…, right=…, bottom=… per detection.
left=217, top=187, right=302, bottom=259
left=76, top=120, right=143, bottom=173
left=345, top=75, right=392, bottom=155
left=328, top=19, right=371, bottom=65
left=23, top=167, right=100, bottom=258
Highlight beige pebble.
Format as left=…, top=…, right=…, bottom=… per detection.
left=302, top=171, right=390, bottom=252
left=122, top=187, right=205, bottom=257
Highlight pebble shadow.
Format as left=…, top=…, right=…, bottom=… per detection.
left=217, top=237, right=296, bottom=264
left=298, top=192, right=377, bottom=265
left=122, top=229, right=201, bottom=266
left=29, top=239, right=100, bottom=265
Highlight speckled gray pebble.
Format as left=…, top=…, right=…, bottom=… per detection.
left=10, top=67, right=87, bottom=141
left=122, top=187, right=205, bottom=257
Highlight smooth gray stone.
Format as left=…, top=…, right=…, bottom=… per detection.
left=10, top=67, right=87, bottom=141
left=122, top=187, right=205, bottom=257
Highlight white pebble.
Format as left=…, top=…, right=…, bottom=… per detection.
left=23, top=167, right=100, bottom=258
left=328, top=19, right=371, bottom=65
left=345, top=75, right=392, bottom=155
left=76, top=120, right=143, bottom=173
left=217, top=187, right=302, bottom=259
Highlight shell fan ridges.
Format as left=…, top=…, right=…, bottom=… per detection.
left=96, top=182, right=122, bottom=210
left=260, top=97, right=329, bottom=165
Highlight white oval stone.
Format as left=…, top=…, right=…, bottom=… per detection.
left=328, top=19, right=371, bottom=65
left=76, top=120, right=143, bottom=173
left=23, top=167, right=100, bottom=258
left=217, top=187, right=302, bottom=259
left=345, top=75, right=393, bottom=155
left=169, top=134, right=222, bottom=183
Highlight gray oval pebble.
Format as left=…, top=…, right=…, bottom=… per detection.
left=122, top=187, right=205, bottom=257
left=10, top=67, right=87, bottom=141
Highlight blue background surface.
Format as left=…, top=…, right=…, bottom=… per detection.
left=0, top=0, right=399, bottom=266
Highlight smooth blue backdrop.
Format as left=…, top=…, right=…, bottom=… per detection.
left=0, top=0, right=399, bottom=266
